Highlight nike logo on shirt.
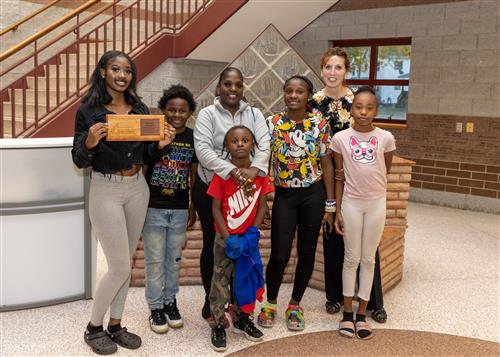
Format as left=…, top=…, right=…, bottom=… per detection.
left=227, top=186, right=262, bottom=230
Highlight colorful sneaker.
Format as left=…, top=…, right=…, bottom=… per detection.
left=210, top=324, right=227, bottom=352
left=164, top=299, right=183, bottom=328
left=257, top=302, right=277, bottom=328
left=149, top=308, right=169, bottom=334
left=232, top=315, right=263, bottom=342
left=286, top=305, right=305, bottom=331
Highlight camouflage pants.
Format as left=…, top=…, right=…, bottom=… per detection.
left=209, top=234, right=245, bottom=326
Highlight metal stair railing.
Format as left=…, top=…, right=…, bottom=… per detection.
left=0, top=0, right=212, bottom=138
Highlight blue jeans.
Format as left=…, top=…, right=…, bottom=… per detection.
left=142, top=208, right=189, bottom=310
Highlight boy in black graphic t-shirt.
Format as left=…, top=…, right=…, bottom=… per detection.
left=142, top=85, right=198, bottom=333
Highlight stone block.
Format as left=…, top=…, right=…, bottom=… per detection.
left=412, top=36, right=443, bottom=52
left=428, top=20, right=460, bottom=36
left=461, top=18, right=498, bottom=35
left=414, top=4, right=445, bottom=22
left=479, top=0, right=500, bottom=17
left=472, top=99, right=499, bottom=118
left=443, top=35, right=477, bottom=51
left=441, top=67, right=475, bottom=84
left=425, top=50, right=461, bottom=67
left=367, top=23, right=397, bottom=37
left=315, top=26, right=341, bottom=41
left=410, top=52, right=426, bottom=68
left=423, top=83, right=456, bottom=99
left=340, top=24, right=368, bottom=39
left=386, top=209, right=396, bottom=218
left=354, top=8, right=385, bottom=25
left=396, top=209, right=408, bottom=218
left=438, top=98, right=472, bottom=116
left=476, top=67, right=500, bottom=83
left=330, top=12, right=356, bottom=26
left=396, top=21, right=427, bottom=37
left=455, top=83, right=493, bottom=100
left=445, top=1, right=481, bottom=20
left=293, top=28, right=316, bottom=42
left=408, top=83, right=424, bottom=99
left=477, top=33, right=500, bottom=50
left=399, top=192, right=410, bottom=200
left=386, top=200, right=408, bottom=209
left=307, top=12, right=330, bottom=28
left=383, top=6, right=413, bottom=24
left=408, top=97, right=439, bottom=114
left=410, top=66, right=441, bottom=84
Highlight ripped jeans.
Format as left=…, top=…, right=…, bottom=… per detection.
left=143, top=208, right=189, bottom=310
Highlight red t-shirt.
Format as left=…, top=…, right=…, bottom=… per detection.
left=207, top=174, right=274, bottom=235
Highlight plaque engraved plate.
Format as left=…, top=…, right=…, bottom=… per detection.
left=107, top=114, right=165, bottom=141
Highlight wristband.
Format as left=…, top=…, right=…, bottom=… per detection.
left=325, top=199, right=336, bottom=213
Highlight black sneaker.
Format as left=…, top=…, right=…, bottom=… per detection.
left=210, top=324, right=227, bottom=352
left=202, top=298, right=211, bottom=320
left=149, top=308, right=169, bottom=334
left=232, top=315, right=263, bottom=342
left=164, top=299, right=183, bottom=328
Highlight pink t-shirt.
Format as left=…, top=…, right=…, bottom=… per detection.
left=331, top=127, right=396, bottom=199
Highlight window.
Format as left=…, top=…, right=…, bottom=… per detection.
left=332, top=38, right=411, bottom=122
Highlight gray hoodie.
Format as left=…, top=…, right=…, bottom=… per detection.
left=193, top=97, right=270, bottom=184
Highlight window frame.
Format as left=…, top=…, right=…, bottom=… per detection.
left=331, top=37, right=412, bottom=123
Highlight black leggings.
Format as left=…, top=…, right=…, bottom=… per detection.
left=323, top=225, right=384, bottom=310
left=266, top=181, right=325, bottom=303
left=192, top=173, right=215, bottom=299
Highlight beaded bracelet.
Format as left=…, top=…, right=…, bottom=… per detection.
left=325, top=199, right=336, bottom=213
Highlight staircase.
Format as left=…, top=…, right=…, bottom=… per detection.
left=0, top=0, right=247, bottom=138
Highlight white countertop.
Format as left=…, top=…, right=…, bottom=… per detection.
left=0, top=137, right=73, bottom=149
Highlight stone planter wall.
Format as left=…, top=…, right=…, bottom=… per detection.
left=131, top=156, right=414, bottom=295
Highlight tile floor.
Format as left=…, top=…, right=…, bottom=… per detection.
left=1, top=202, right=499, bottom=356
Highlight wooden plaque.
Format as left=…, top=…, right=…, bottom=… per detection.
left=106, top=114, right=165, bottom=141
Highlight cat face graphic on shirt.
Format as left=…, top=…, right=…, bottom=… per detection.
left=350, top=135, right=377, bottom=163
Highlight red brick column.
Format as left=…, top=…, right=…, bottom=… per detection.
left=309, top=156, right=414, bottom=293
left=132, top=156, right=414, bottom=294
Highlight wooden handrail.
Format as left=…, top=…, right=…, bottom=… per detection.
left=0, top=0, right=99, bottom=62
left=0, top=0, right=61, bottom=37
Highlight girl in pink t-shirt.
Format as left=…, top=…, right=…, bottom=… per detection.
left=330, top=86, right=396, bottom=340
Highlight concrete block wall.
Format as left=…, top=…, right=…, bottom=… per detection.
left=137, top=58, right=226, bottom=108
left=290, top=0, right=500, bottom=213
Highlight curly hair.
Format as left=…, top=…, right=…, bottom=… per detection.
left=157, top=84, right=197, bottom=112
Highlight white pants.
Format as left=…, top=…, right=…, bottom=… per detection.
left=341, top=195, right=386, bottom=301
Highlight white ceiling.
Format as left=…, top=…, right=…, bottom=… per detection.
left=187, top=0, right=338, bottom=62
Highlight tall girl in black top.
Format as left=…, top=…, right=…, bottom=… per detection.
left=72, top=50, right=175, bottom=355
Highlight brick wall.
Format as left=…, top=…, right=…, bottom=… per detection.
left=328, top=0, right=469, bottom=12
left=132, top=157, right=414, bottom=294
left=410, top=159, right=499, bottom=198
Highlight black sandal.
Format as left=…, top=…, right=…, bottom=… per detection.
left=107, top=327, right=142, bottom=349
left=84, top=330, right=117, bottom=355
left=371, top=308, right=387, bottom=323
left=325, top=300, right=343, bottom=314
